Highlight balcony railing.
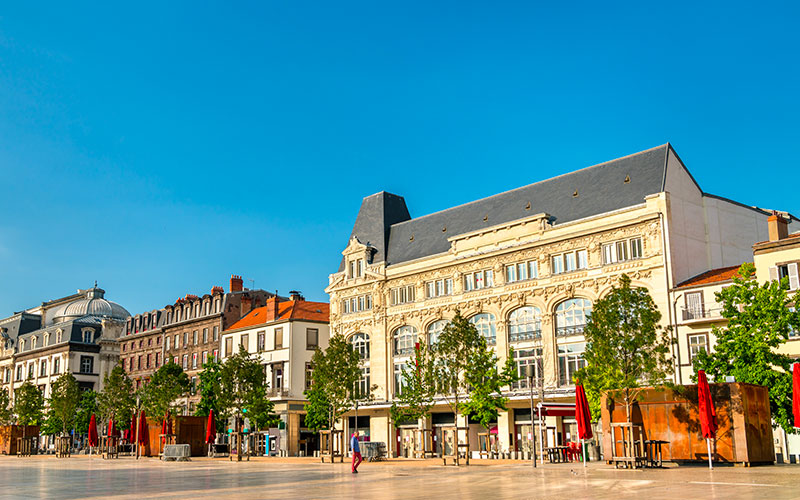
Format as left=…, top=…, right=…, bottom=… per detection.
left=681, top=306, right=723, bottom=321
left=555, top=325, right=585, bottom=338
left=267, top=388, right=289, bottom=398
left=394, top=346, right=415, bottom=357
left=509, top=330, right=542, bottom=343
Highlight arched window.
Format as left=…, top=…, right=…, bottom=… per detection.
left=31, top=336, right=37, bottom=350
left=469, top=313, right=496, bottom=345
left=349, top=333, right=370, bottom=360
left=44, top=333, right=50, bottom=346
left=19, top=339, right=25, bottom=352
left=393, top=326, right=417, bottom=356
left=56, top=330, right=63, bottom=343
left=508, top=307, right=542, bottom=343
left=555, top=298, right=593, bottom=337
left=427, top=320, right=448, bottom=346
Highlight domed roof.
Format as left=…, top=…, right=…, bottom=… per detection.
left=53, top=286, right=131, bottom=323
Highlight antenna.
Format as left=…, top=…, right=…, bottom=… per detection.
left=247, top=278, right=255, bottom=290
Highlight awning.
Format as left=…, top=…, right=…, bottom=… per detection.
left=538, top=402, right=576, bottom=417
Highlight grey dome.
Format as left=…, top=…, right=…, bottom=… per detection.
left=53, top=287, right=131, bottom=323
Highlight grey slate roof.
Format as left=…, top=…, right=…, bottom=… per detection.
left=344, top=145, right=670, bottom=267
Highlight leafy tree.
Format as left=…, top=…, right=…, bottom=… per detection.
left=140, top=362, right=190, bottom=420
left=694, top=263, right=800, bottom=432
left=390, top=341, right=438, bottom=428
left=0, top=389, right=14, bottom=426
left=48, top=372, right=81, bottom=435
left=75, top=391, right=98, bottom=435
left=40, top=408, right=63, bottom=436
left=430, top=312, right=482, bottom=431
left=97, top=364, right=135, bottom=426
left=195, top=355, right=223, bottom=431
left=303, top=335, right=363, bottom=432
left=577, top=274, right=673, bottom=422
left=218, top=347, right=276, bottom=432
left=460, top=345, right=519, bottom=431
left=14, top=381, right=44, bottom=438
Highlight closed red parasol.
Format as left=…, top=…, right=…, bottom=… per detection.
left=107, top=416, right=115, bottom=438
left=127, top=416, right=135, bottom=442
left=697, top=370, right=717, bottom=469
left=87, top=414, right=99, bottom=448
left=138, top=410, right=148, bottom=445
left=792, top=363, right=800, bottom=428
left=205, top=410, right=215, bottom=444
left=575, top=384, right=592, bottom=467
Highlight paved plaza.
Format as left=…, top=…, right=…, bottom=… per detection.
left=0, top=456, right=798, bottom=500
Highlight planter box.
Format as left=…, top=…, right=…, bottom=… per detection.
left=0, top=426, right=39, bottom=455
left=141, top=416, right=208, bottom=457
left=600, top=383, right=774, bottom=465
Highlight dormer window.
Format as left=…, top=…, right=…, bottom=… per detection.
left=348, top=258, right=365, bottom=279
left=56, top=330, right=63, bottom=343
left=82, top=329, right=94, bottom=343
left=19, top=339, right=25, bottom=351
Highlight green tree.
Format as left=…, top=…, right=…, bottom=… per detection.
left=97, top=364, right=135, bottom=426
left=577, top=274, right=673, bottom=422
left=14, top=381, right=44, bottom=437
left=694, top=263, right=800, bottom=432
left=75, top=391, right=98, bottom=435
left=430, top=312, right=482, bottom=432
left=218, top=347, right=276, bottom=432
left=303, top=335, right=363, bottom=433
left=48, top=372, right=81, bottom=435
left=0, top=389, right=14, bottom=426
left=461, top=345, right=519, bottom=431
left=390, top=340, right=438, bottom=428
left=40, top=408, right=63, bottom=436
left=195, top=355, right=223, bottom=431
left=140, top=362, right=190, bottom=419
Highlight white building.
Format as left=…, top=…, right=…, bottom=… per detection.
left=220, top=291, right=329, bottom=456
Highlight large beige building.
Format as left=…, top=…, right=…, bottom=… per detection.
left=326, top=144, right=797, bottom=458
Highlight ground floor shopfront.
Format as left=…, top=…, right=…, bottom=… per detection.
left=338, top=394, right=599, bottom=459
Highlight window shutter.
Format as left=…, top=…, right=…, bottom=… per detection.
left=788, top=263, right=799, bottom=291
left=769, top=266, right=779, bottom=282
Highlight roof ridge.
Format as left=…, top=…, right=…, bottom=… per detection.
left=389, top=144, right=670, bottom=228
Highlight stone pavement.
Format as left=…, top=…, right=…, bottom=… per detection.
left=0, top=455, right=798, bottom=500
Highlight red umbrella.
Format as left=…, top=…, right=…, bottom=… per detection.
left=87, top=414, right=99, bottom=449
left=793, top=363, right=800, bottom=429
left=107, top=417, right=115, bottom=438
left=575, top=384, right=592, bottom=467
left=137, top=410, right=148, bottom=446
left=205, top=410, right=215, bottom=444
left=697, top=370, right=717, bottom=469
left=127, top=417, right=135, bottom=442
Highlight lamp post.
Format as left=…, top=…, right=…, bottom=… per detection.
left=526, top=364, right=536, bottom=468
left=134, top=396, right=141, bottom=460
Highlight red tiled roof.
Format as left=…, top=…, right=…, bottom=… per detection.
left=675, top=265, right=746, bottom=289
left=225, top=300, right=329, bottom=331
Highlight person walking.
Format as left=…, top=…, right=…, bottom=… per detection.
left=351, top=430, right=363, bottom=474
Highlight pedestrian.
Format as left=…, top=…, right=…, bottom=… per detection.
left=351, top=430, right=363, bottom=474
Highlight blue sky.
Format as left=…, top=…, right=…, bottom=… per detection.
left=1, top=1, right=798, bottom=315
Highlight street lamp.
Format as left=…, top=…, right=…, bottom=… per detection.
left=134, top=395, right=141, bottom=460
left=525, top=364, right=536, bottom=468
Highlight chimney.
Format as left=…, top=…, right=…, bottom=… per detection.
left=289, top=290, right=304, bottom=301
left=265, top=295, right=280, bottom=321
left=768, top=212, right=789, bottom=242
left=230, top=275, right=243, bottom=292
left=241, top=295, right=253, bottom=316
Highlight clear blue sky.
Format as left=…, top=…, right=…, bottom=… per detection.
left=1, top=1, right=798, bottom=315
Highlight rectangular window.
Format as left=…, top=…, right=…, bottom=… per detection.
left=174, top=334, right=180, bottom=349
left=213, top=326, right=219, bottom=341
left=16, top=366, right=22, bottom=381
left=53, top=358, right=60, bottom=374
left=565, top=251, right=576, bottom=272
left=192, top=353, right=198, bottom=369
left=274, top=328, right=283, bottom=349
left=155, top=352, right=161, bottom=368
left=390, top=285, right=416, bottom=305
left=257, top=332, right=266, bottom=352
left=203, top=328, right=208, bottom=344
left=688, top=334, right=708, bottom=360
left=603, top=237, right=643, bottom=265
left=213, top=349, right=219, bottom=362
left=241, top=334, right=249, bottom=351
left=146, top=354, right=152, bottom=369
left=684, top=291, right=704, bottom=320
left=40, top=360, right=47, bottom=377
left=137, top=355, right=143, bottom=370
left=80, top=356, right=94, bottom=374
left=342, top=294, right=372, bottom=314
left=272, top=363, right=284, bottom=391
left=182, top=355, right=188, bottom=370
left=789, top=307, right=798, bottom=338
left=512, top=348, right=543, bottom=390
left=165, top=336, right=170, bottom=351
left=553, top=250, right=587, bottom=274
left=393, top=362, right=408, bottom=396
left=552, top=255, right=564, bottom=274
left=305, top=362, right=314, bottom=391
left=306, top=328, right=319, bottom=349
left=201, top=351, right=208, bottom=365
left=183, top=332, right=188, bottom=346
left=193, top=330, right=198, bottom=345
left=225, top=337, right=233, bottom=357
left=191, top=377, right=197, bottom=395
left=425, top=278, right=453, bottom=298
left=464, top=270, right=494, bottom=291
left=558, top=343, right=585, bottom=386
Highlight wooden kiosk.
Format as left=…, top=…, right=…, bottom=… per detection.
left=319, top=429, right=344, bottom=463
